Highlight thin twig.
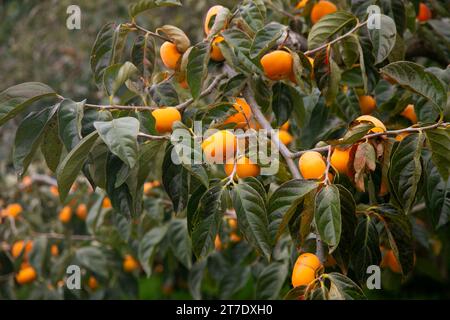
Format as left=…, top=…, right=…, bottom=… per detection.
left=31, top=232, right=95, bottom=241
left=138, top=133, right=171, bottom=140
left=84, top=104, right=156, bottom=111
left=322, top=145, right=332, bottom=185
left=304, top=20, right=368, bottom=56
left=290, top=122, right=449, bottom=159
left=132, top=23, right=171, bottom=42
left=176, top=74, right=227, bottom=110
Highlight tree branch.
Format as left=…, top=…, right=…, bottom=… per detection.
left=242, top=86, right=301, bottom=179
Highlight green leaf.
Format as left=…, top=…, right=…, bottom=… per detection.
left=75, top=247, right=108, bottom=278
left=56, top=130, right=99, bottom=202
left=255, top=262, right=288, bottom=299
left=94, top=117, right=139, bottom=169
left=335, top=184, right=357, bottom=273
left=380, top=62, right=447, bottom=112
left=308, top=11, right=357, bottom=49
left=28, top=236, right=47, bottom=277
left=267, top=179, right=319, bottom=241
left=149, top=81, right=179, bottom=106
left=350, top=215, right=381, bottom=283
left=233, top=182, right=271, bottom=260
left=192, top=183, right=226, bottom=258
left=187, top=41, right=210, bottom=99
left=58, top=99, right=84, bottom=151
left=314, top=184, right=341, bottom=252
left=41, top=117, right=63, bottom=173
left=272, top=82, right=302, bottom=126
left=424, top=155, right=450, bottom=228
left=371, top=204, right=414, bottom=275
left=250, top=22, right=286, bottom=59
left=103, top=62, right=139, bottom=97
left=388, top=133, right=424, bottom=213
left=188, top=259, right=207, bottom=300
left=240, top=0, right=266, bottom=32
left=221, top=28, right=252, bottom=56
left=168, top=219, right=192, bottom=269
left=326, top=272, right=366, bottom=300
left=219, top=265, right=251, bottom=299
left=13, top=105, right=58, bottom=177
left=137, top=140, right=167, bottom=188
left=369, top=14, right=396, bottom=64
left=187, top=184, right=208, bottom=236
left=138, top=225, right=168, bottom=276
left=162, top=145, right=190, bottom=213
left=0, top=82, right=56, bottom=126
left=131, top=34, right=156, bottom=82
left=341, top=34, right=360, bottom=68
left=128, top=0, right=181, bottom=19
left=425, top=128, right=450, bottom=181
left=105, top=154, right=136, bottom=217
left=90, top=23, right=130, bottom=84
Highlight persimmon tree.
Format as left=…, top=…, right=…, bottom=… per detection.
left=0, top=0, right=449, bottom=300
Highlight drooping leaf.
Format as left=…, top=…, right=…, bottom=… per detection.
left=425, top=128, right=450, bottom=181
left=192, top=183, right=226, bottom=258
left=56, top=130, right=99, bottom=201
left=267, top=179, right=319, bottom=241
left=240, top=0, right=266, bottom=32
left=187, top=41, right=210, bottom=99
left=138, top=225, right=169, bottom=276
left=58, top=99, right=85, bottom=151
left=371, top=204, right=414, bottom=275
left=233, top=182, right=271, bottom=260
left=41, top=117, right=63, bottom=173
left=369, top=14, right=397, bottom=64
left=13, top=104, right=58, bottom=177
left=168, top=219, right=192, bottom=269
left=103, top=62, right=139, bottom=97
left=380, top=62, right=447, bottom=112
left=149, top=81, right=179, bottom=106
left=272, top=82, right=303, bottom=126
left=94, top=117, right=140, bottom=169
left=131, top=34, right=157, bottom=81
left=314, top=184, right=341, bottom=252
left=0, top=82, right=56, bottom=126
left=255, top=261, right=288, bottom=299
left=75, top=247, right=108, bottom=278
left=350, top=215, right=381, bottom=283
left=388, top=133, right=424, bottom=213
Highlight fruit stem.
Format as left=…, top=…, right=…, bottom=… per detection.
left=322, top=145, right=332, bottom=185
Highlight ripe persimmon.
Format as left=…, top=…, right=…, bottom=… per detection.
left=5, top=203, right=23, bottom=218
left=400, top=104, right=417, bottom=124
left=330, top=147, right=351, bottom=175
left=417, top=3, right=432, bottom=22
left=160, top=41, right=182, bottom=70
left=278, top=130, right=294, bottom=145
left=11, top=240, right=33, bottom=259
left=76, top=203, right=88, bottom=220
left=58, top=206, right=72, bottom=224
left=311, top=1, right=337, bottom=24
left=202, top=130, right=237, bottom=162
left=152, top=107, right=182, bottom=133
left=292, top=253, right=322, bottom=287
left=224, top=156, right=260, bottom=178
left=260, top=50, right=293, bottom=80
left=16, top=266, right=37, bottom=285
left=123, top=255, right=140, bottom=272
left=298, top=151, right=327, bottom=180
left=359, top=95, right=377, bottom=115
left=224, top=98, right=252, bottom=128
left=210, top=36, right=225, bottom=62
